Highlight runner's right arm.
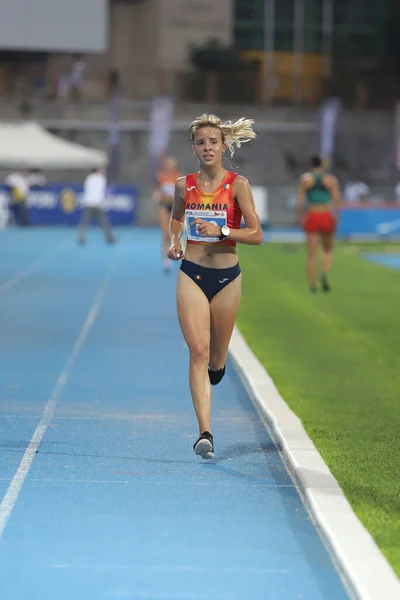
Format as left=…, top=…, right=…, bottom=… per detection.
left=296, top=174, right=309, bottom=224
left=168, top=177, right=186, bottom=260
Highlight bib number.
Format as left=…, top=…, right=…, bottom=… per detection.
left=185, top=209, right=227, bottom=243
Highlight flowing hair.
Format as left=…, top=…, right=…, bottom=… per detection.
left=188, top=113, right=256, bottom=157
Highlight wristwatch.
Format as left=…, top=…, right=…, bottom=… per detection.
left=219, top=225, right=231, bottom=240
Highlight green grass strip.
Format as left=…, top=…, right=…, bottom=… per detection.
left=237, top=243, right=400, bottom=576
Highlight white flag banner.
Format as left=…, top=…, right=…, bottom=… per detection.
left=148, top=93, right=174, bottom=159
left=318, top=98, right=341, bottom=163
left=394, top=102, right=400, bottom=170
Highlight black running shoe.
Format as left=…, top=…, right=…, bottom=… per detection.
left=321, top=274, right=331, bottom=292
left=208, top=365, right=225, bottom=386
left=310, top=287, right=317, bottom=294
left=193, top=431, right=214, bottom=459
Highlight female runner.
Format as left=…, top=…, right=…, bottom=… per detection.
left=153, top=156, right=181, bottom=272
left=297, top=155, right=342, bottom=293
left=168, top=114, right=262, bottom=459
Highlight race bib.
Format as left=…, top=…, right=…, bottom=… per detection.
left=185, top=209, right=227, bottom=243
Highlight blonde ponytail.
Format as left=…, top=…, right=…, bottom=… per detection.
left=189, top=113, right=256, bottom=157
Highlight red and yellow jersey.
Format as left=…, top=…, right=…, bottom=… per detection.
left=184, top=171, right=241, bottom=247
left=157, top=171, right=181, bottom=199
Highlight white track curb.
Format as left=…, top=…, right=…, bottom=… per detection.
left=229, top=327, right=400, bottom=600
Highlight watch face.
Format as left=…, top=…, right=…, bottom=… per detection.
left=222, top=226, right=230, bottom=235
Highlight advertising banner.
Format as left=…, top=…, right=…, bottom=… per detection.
left=337, top=207, right=400, bottom=237
left=0, top=184, right=137, bottom=226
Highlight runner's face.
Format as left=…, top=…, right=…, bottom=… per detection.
left=192, top=127, right=226, bottom=168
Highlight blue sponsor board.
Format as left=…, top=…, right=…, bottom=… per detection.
left=338, top=207, right=400, bottom=237
left=0, top=184, right=137, bottom=225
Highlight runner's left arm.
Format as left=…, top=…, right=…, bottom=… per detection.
left=226, top=175, right=262, bottom=245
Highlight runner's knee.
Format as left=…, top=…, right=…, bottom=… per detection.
left=189, top=342, right=209, bottom=364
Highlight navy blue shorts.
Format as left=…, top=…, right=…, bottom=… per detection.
left=180, top=260, right=241, bottom=302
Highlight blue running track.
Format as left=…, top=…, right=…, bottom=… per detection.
left=363, top=252, right=400, bottom=271
left=0, top=228, right=350, bottom=600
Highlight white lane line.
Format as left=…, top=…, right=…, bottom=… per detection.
left=0, top=479, right=129, bottom=485
left=229, top=326, right=400, bottom=600
left=0, top=414, right=190, bottom=422
left=0, top=256, right=118, bottom=542
left=0, top=477, right=294, bottom=488
left=0, top=240, right=71, bottom=295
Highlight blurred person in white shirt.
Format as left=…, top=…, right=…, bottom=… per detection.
left=77, top=167, right=116, bottom=245
left=343, top=179, right=370, bottom=204
left=4, top=170, right=30, bottom=226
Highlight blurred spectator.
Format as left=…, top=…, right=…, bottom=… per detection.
left=57, top=68, right=70, bottom=101
left=4, top=170, right=30, bottom=226
left=107, top=68, right=121, bottom=99
left=77, top=167, right=116, bottom=245
left=343, top=179, right=370, bottom=204
left=47, top=62, right=60, bottom=100
left=70, top=55, right=87, bottom=102
left=31, top=66, right=46, bottom=99
left=18, top=78, right=32, bottom=118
